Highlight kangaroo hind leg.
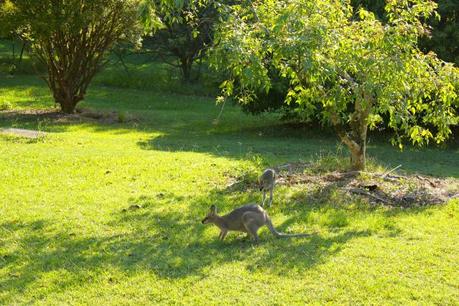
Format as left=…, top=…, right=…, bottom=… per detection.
left=242, top=212, right=262, bottom=242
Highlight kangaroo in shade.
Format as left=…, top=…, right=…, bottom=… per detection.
left=259, top=168, right=276, bottom=207
left=201, top=204, right=309, bottom=242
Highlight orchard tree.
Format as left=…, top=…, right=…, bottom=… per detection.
left=211, top=0, right=458, bottom=170
left=6, top=0, right=141, bottom=113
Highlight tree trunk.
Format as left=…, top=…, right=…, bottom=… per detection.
left=19, top=42, right=26, bottom=63
left=53, top=86, right=82, bottom=114
left=59, top=99, right=77, bottom=114
left=349, top=138, right=366, bottom=171
left=331, top=126, right=367, bottom=171
left=180, top=57, right=193, bottom=82
left=195, top=57, right=203, bottom=81
left=349, top=112, right=368, bottom=170
left=329, top=96, right=370, bottom=171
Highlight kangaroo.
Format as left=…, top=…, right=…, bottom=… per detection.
left=201, top=204, right=309, bottom=242
left=259, top=168, right=276, bottom=207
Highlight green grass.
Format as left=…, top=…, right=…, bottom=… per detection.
left=1, top=71, right=459, bottom=304
left=0, top=38, right=219, bottom=95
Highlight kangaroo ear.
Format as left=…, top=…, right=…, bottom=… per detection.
left=210, top=204, right=217, bottom=214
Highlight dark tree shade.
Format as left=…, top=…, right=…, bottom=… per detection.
left=352, top=0, right=459, bottom=65
left=420, top=0, right=459, bottom=65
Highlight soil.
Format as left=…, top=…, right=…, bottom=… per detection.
left=0, top=108, right=138, bottom=124
left=0, top=127, right=46, bottom=139
left=226, top=162, right=459, bottom=207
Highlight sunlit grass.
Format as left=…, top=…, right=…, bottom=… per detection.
left=1, top=69, right=458, bottom=304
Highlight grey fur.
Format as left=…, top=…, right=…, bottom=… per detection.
left=259, top=168, right=276, bottom=207
left=201, top=204, right=309, bottom=242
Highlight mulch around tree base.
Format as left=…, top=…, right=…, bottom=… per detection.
left=226, top=162, right=459, bottom=207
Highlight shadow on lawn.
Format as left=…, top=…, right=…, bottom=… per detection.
left=0, top=220, right=369, bottom=300
left=0, top=193, right=374, bottom=301
left=138, top=129, right=459, bottom=178
left=137, top=123, right=337, bottom=160
left=1, top=102, right=458, bottom=177
left=2, top=109, right=458, bottom=179
left=2, top=183, right=440, bottom=302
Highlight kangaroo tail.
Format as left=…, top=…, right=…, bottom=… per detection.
left=266, top=217, right=309, bottom=238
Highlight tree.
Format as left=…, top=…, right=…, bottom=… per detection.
left=211, top=0, right=458, bottom=170
left=5, top=0, right=140, bottom=113
left=139, top=0, right=218, bottom=82
left=230, top=0, right=459, bottom=121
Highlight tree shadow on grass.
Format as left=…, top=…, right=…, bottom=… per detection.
left=1, top=75, right=458, bottom=176
left=0, top=192, right=372, bottom=302
left=2, top=182, right=444, bottom=302
left=1, top=101, right=458, bottom=178
left=137, top=127, right=459, bottom=178
left=137, top=125, right=335, bottom=160
left=109, top=192, right=374, bottom=277
left=5, top=116, right=457, bottom=178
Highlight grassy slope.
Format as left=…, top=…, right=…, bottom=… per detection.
left=1, top=67, right=459, bottom=303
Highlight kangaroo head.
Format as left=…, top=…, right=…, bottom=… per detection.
left=201, top=205, right=218, bottom=224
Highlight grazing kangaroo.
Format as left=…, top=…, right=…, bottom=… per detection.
left=259, top=168, right=276, bottom=207
left=201, top=204, right=309, bottom=242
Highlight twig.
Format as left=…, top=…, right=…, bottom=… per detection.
left=349, top=188, right=389, bottom=204
left=415, top=175, right=437, bottom=187
left=213, top=97, right=227, bottom=125
left=381, top=164, right=402, bottom=178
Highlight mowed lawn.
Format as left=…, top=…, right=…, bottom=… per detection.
left=1, top=75, right=458, bottom=304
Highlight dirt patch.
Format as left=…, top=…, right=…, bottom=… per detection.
left=0, top=108, right=139, bottom=124
left=75, top=108, right=138, bottom=124
left=0, top=109, right=63, bottom=120
left=226, top=163, right=459, bottom=207
left=0, top=128, right=46, bottom=139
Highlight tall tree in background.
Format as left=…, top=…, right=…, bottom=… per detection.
left=211, top=0, right=458, bottom=170
left=140, top=0, right=218, bottom=82
left=4, top=0, right=140, bottom=113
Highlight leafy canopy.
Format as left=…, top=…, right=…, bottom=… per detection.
left=211, top=0, right=458, bottom=149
